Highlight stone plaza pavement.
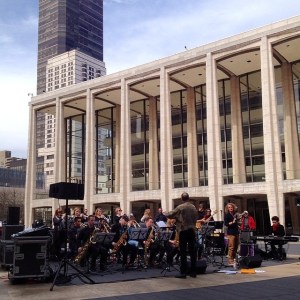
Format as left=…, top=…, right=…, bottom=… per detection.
left=0, top=254, right=300, bottom=300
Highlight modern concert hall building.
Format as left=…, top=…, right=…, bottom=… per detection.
left=25, top=16, right=300, bottom=235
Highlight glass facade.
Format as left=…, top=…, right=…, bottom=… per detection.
left=240, top=71, right=265, bottom=182
left=219, top=80, right=232, bottom=184
left=96, top=107, right=116, bottom=194
left=131, top=100, right=151, bottom=191
left=195, top=85, right=208, bottom=186
left=66, top=115, right=85, bottom=183
left=171, top=91, right=188, bottom=188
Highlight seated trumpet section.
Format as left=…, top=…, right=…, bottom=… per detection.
left=64, top=212, right=181, bottom=273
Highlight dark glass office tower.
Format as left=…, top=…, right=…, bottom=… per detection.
left=37, top=0, right=103, bottom=95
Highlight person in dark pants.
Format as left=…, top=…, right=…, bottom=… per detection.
left=166, top=192, right=198, bottom=278
left=269, top=216, right=285, bottom=260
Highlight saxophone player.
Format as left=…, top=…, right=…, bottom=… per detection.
left=143, top=217, right=164, bottom=267
left=111, top=215, right=138, bottom=268
left=77, top=215, right=108, bottom=273
left=68, top=216, right=83, bottom=258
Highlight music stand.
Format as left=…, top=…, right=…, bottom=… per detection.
left=92, top=232, right=116, bottom=274
left=128, top=228, right=148, bottom=240
left=208, top=221, right=224, bottom=230
left=93, top=232, right=115, bottom=245
left=129, top=228, right=148, bottom=269
left=159, top=231, right=179, bottom=276
left=50, top=198, right=95, bottom=291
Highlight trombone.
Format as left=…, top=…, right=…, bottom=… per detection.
left=128, top=219, right=140, bottom=228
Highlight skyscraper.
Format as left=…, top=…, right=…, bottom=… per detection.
left=37, top=0, right=103, bottom=95
left=35, top=0, right=105, bottom=192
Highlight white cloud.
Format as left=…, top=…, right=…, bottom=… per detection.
left=0, top=74, right=34, bottom=158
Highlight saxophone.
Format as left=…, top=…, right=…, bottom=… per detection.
left=74, top=228, right=99, bottom=264
left=144, top=227, right=154, bottom=266
left=112, top=227, right=128, bottom=253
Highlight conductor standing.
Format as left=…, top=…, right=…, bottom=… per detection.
left=166, top=192, right=198, bottom=278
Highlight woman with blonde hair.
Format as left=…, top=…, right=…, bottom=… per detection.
left=224, top=202, right=239, bottom=266
left=140, top=208, right=152, bottom=223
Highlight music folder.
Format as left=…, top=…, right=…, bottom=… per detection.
left=156, top=230, right=173, bottom=242
left=156, top=221, right=167, bottom=228
left=128, top=228, right=148, bottom=240
left=93, top=232, right=115, bottom=245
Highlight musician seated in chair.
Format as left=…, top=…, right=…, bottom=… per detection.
left=68, top=216, right=83, bottom=258
left=269, top=216, right=285, bottom=261
left=143, top=217, right=164, bottom=267
left=165, top=218, right=180, bottom=265
left=77, top=215, right=108, bottom=272
left=111, top=215, right=138, bottom=267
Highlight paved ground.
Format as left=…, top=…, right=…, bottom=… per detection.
left=0, top=253, right=300, bottom=300
left=0, top=241, right=299, bottom=300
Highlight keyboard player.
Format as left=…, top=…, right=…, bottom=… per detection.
left=269, top=216, right=285, bottom=261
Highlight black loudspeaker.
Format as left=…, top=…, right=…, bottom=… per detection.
left=187, top=259, right=207, bottom=274
left=49, top=182, right=84, bottom=200
left=7, top=207, right=20, bottom=225
left=240, top=254, right=262, bottom=268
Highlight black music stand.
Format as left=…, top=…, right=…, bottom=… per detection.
left=92, top=232, right=116, bottom=274
left=93, top=232, right=115, bottom=245
left=159, top=230, right=179, bottom=276
left=129, top=228, right=148, bottom=269
left=50, top=199, right=95, bottom=291
left=129, top=228, right=148, bottom=240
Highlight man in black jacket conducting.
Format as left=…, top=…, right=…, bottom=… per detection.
left=165, top=192, right=198, bottom=278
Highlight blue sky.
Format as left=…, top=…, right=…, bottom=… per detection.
left=0, top=0, right=300, bottom=158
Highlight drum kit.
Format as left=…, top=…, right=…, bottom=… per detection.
left=196, top=221, right=227, bottom=268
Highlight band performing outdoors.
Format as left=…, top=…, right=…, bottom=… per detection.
left=3, top=192, right=299, bottom=287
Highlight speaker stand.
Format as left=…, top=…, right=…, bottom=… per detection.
left=50, top=199, right=95, bottom=291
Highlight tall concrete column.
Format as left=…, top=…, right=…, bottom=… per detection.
left=186, top=87, right=199, bottom=187
left=160, top=67, right=173, bottom=211
left=260, top=36, right=284, bottom=223
left=54, top=97, right=65, bottom=182
left=230, top=76, right=246, bottom=183
left=148, top=96, right=159, bottom=190
left=24, top=104, right=37, bottom=227
left=84, top=89, right=94, bottom=211
left=120, top=79, right=131, bottom=213
left=206, top=53, right=223, bottom=215
left=114, top=105, right=121, bottom=193
left=281, top=62, right=300, bottom=179
left=50, top=97, right=64, bottom=214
